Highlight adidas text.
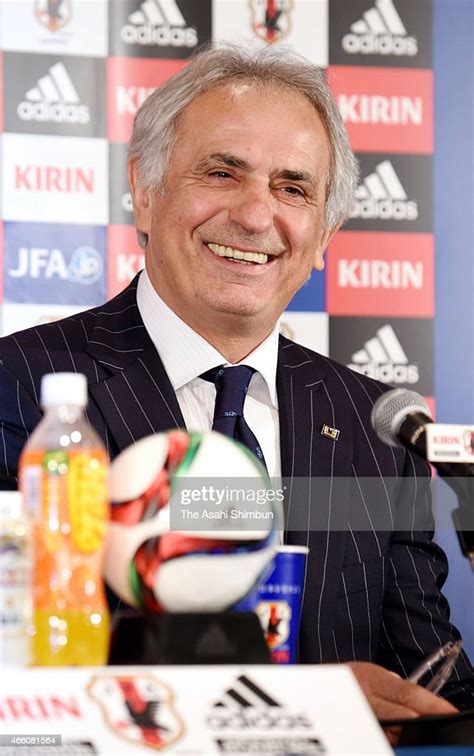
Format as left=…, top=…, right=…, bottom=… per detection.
left=351, top=197, right=418, bottom=221
left=17, top=101, right=90, bottom=124
left=120, top=24, right=197, bottom=47
left=342, top=33, right=417, bottom=56
left=349, top=362, right=419, bottom=384
left=206, top=711, right=312, bottom=729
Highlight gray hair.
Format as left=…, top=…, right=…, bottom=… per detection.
left=129, top=43, right=358, bottom=246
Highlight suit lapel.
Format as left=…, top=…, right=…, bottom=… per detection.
left=86, top=279, right=185, bottom=455
left=277, top=335, right=354, bottom=500
left=277, top=336, right=354, bottom=661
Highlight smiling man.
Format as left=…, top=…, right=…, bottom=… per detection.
left=0, top=44, right=473, bottom=721
left=129, top=82, right=332, bottom=362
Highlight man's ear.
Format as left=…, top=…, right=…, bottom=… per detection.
left=128, top=159, right=151, bottom=236
left=312, top=225, right=339, bottom=271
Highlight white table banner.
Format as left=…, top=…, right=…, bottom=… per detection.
left=0, top=664, right=392, bottom=755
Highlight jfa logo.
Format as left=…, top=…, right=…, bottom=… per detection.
left=4, top=222, right=106, bottom=306
left=9, top=246, right=102, bottom=285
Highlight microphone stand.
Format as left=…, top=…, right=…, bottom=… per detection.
left=400, top=413, right=474, bottom=570
left=448, top=482, right=474, bottom=572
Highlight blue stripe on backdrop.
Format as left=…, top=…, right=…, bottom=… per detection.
left=433, top=0, right=474, bottom=659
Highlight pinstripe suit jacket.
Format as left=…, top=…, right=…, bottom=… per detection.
left=1, top=275, right=473, bottom=707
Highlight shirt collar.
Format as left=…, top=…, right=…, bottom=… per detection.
left=137, top=269, right=279, bottom=408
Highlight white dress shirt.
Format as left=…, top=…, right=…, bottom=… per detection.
left=136, top=269, right=281, bottom=478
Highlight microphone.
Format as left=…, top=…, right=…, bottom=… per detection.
left=371, top=388, right=432, bottom=452
left=371, top=388, right=474, bottom=479
left=371, top=388, right=474, bottom=568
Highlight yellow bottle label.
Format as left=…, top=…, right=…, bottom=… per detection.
left=67, top=453, right=108, bottom=553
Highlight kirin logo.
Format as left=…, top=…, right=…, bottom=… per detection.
left=249, top=0, right=294, bottom=44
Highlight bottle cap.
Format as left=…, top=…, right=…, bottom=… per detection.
left=41, top=372, right=88, bottom=408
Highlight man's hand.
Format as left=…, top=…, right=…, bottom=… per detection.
left=347, top=661, right=458, bottom=721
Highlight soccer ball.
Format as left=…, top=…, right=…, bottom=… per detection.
left=103, top=430, right=281, bottom=613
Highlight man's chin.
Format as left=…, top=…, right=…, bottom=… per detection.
left=207, top=297, right=272, bottom=320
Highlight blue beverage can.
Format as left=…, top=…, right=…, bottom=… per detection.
left=255, top=545, right=308, bottom=664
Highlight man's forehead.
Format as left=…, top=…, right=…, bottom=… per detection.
left=178, top=79, right=320, bottom=124
left=175, top=82, right=330, bottom=161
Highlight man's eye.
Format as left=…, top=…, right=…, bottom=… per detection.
left=282, top=186, right=304, bottom=197
left=209, top=170, right=231, bottom=178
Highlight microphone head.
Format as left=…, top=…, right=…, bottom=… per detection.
left=371, top=388, right=432, bottom=447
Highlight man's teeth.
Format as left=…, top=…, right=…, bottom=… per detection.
left=207, top=243, right=268, bottom=265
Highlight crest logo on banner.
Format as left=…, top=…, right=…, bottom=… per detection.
left=256, top=601, right=291, bottom=648
left=34, top=0, right=73, bottom=32
left=249, top=0, right=294, bottom=44
left=88, top=674, right=184, bottom=751
left=464, top=431, right=474, bottom=457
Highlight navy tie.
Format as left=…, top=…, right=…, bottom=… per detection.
left=200, top=365, right=267, bottom=470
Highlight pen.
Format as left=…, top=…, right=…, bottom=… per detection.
left=407, top=640, right=463, bottom=694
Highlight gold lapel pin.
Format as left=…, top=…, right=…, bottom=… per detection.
left=321, top=424, right=340, bottom=441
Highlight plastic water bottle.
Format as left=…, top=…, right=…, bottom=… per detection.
left=19, top=373, right=110, bottom=666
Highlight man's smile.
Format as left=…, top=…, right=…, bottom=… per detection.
left=207, top=242, right=269, bottom=265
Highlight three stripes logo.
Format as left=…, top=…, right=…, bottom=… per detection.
left=351, top=160, right=418, bottom=221
left=207, top=674, right=311, bottom=729
left=214, top=674, right=281, bottom=708
left=343, top=0, right=417, bottom=57
left=17, top=62, right=89, bottom=124
left=121, top=0, right=198, bottom=47
left=348, top=324, right=419, bottom=384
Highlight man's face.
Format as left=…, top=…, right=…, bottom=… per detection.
left=130, top=83, right=334, bottom=336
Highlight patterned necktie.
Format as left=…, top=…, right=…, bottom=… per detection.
left=200, top=365, right=267, bottom=470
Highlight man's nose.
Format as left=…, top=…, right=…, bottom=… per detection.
left=228, top=183, right=274, bottom=234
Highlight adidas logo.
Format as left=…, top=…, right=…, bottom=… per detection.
left=343, top=0, right=417, bottom=56
left=17, top=63, right=89, bottom=124
left=121, top=0, right=198, bottom=47
left=206, top=674, right=311, bottom=729
left=348, top=325, right=419, bottom=384
left=351, top=160, right=418, bottom=221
